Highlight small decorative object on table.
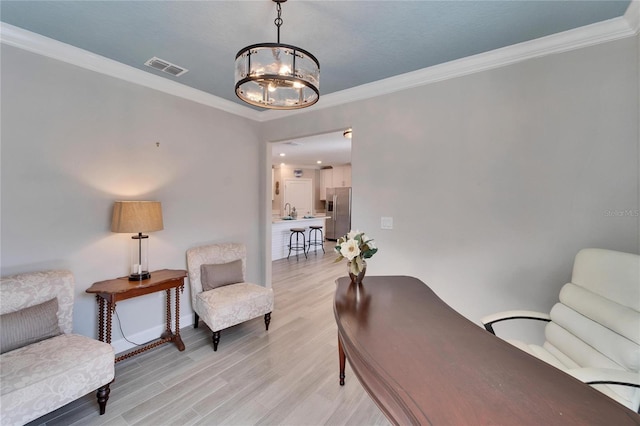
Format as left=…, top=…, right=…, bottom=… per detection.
left=335, top=230, right=378, bottom=285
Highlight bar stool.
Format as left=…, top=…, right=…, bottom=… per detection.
left=307, top=225, right=325, bottom=254
left=288, top=228, right=307, bottom=260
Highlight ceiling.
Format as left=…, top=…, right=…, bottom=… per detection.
left=272, top=130, right=352, bottom=168
left=0, top=1, right=632, bottom=167
left=0, top=0, right=631, bottom=112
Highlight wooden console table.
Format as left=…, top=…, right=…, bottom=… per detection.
left=87, top=269, right=188, bottom=362
left=334, top=276, right=640, bottom=425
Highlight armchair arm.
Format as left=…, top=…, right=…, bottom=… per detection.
left=566, top=367, right=640, bottom=388
left=481, top=310, right=551, bottom=335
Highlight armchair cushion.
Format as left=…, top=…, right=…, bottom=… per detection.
left=201, top=260, right=243, bottom=291
left=196, top=282, right=274, bottom=332
left=0, top=298, right=61, bottom=354
left=0, top=334, right=114, bottom=425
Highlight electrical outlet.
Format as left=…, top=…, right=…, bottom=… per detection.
left=381, top=216, right=393, bottom=230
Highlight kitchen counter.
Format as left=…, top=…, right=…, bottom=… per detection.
left=272, top=215, right=331, bottom=224
left=272, top=216, right=330, bottom=260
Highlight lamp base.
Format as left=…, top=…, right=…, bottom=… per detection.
left=129, top=272, right=151, bottom=281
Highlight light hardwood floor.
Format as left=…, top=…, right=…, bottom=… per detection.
left=28, top=248, right=390, bottom=426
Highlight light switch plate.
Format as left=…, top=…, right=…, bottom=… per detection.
left=381, top=216, right=393, bottom=229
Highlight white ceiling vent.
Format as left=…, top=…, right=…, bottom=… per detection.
left=144, top=57, right=188, bottom=77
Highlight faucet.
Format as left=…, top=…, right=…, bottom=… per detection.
left=284, top=203, right=291, bottom=217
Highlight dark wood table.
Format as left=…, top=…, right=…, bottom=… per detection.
left=87, top=269, right=188, bottom=362
left=334, top=275, right=640, bottom=425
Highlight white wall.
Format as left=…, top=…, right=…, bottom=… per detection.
left=1, top=45, right=264, bottom=350
left=2, top=34, right=638, bottom=350
left=262, top=36, right=640, bottom=342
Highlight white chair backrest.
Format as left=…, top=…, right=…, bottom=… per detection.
left=544, top=248, right=640, bottom=406
left=0, top=270, right=75, bottom=334
left=571, top=248, right=640, bottom=312
left=186, top=243, right=247, bottom=307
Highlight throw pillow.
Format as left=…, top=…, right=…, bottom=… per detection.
left=0, top=298, right=61, bottom=354
left=201, top=260, right=243, bottom=291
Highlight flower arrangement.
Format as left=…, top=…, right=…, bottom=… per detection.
left=335, top=230, right=378, bottom=276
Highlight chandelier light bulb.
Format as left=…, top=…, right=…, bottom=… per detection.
left=279, top=65, right=291, bottom=75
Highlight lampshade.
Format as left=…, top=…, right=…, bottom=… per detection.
left=234, top=0, right=319, bottom=110
left=111, top=201, right=163, bottom=233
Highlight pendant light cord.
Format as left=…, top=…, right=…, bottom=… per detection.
left=275, top=2, right=283, bottom=43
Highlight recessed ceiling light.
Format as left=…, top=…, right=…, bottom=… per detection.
left=279, top=153, right=286, bottom=157
left=317, top=160, right=322, bottom=164
left=280, top=162, right=285, bottom=166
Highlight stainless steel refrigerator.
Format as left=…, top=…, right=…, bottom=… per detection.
left=326, top=187, right=352, bottom=240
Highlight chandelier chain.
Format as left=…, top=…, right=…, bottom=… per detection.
left=274, top=2, right=283, bottom=44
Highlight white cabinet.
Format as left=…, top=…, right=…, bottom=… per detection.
left=332, top=165, right=351, bottom=188
left=320, top=165, right=351, bottom=200
left=319, top=168, right=332, bottom=200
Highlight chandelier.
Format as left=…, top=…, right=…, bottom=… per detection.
left=234, top=0, right=320, bottom=110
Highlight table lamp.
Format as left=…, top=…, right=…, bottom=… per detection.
left=111, top=201, right=164, bottom=281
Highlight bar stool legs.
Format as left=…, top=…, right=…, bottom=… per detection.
left=307, top=225, right=325, bottom=254
left=288, top=228, right=307, bottom=260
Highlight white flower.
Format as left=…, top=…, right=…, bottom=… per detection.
left=335, top=229, right=378, bottom=270
left=340, top=239, right=361, bottom=260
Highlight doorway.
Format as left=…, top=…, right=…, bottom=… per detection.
left=283, top=178, right=313, bottom=217
left=265, top=129, right=352, bottom=287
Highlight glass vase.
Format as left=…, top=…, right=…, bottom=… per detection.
left=348, top=260, right=367, bottom=285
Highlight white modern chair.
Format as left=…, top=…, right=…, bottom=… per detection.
left=482, top=248, right=640, bottom=412
left=186, top=243, right=274, bottom=351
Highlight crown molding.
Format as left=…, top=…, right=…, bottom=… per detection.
left=0, top=22, right=262, bottom=121
left=624, top=0, right=640, bottom=34
left=2, top=5, right=637, bottom=124
left=260, top=12, right=637, bottom=122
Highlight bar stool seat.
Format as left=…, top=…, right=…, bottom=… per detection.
left=288, top=228, right=307, bottom=260
left=307, top=225, right=325, bottom=254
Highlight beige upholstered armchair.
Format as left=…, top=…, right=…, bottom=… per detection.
left=186, top=243, right=274, bottom=351
left=482, top=248, right=640, bottom=412
left=1, top=270, right=115, bottom=425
